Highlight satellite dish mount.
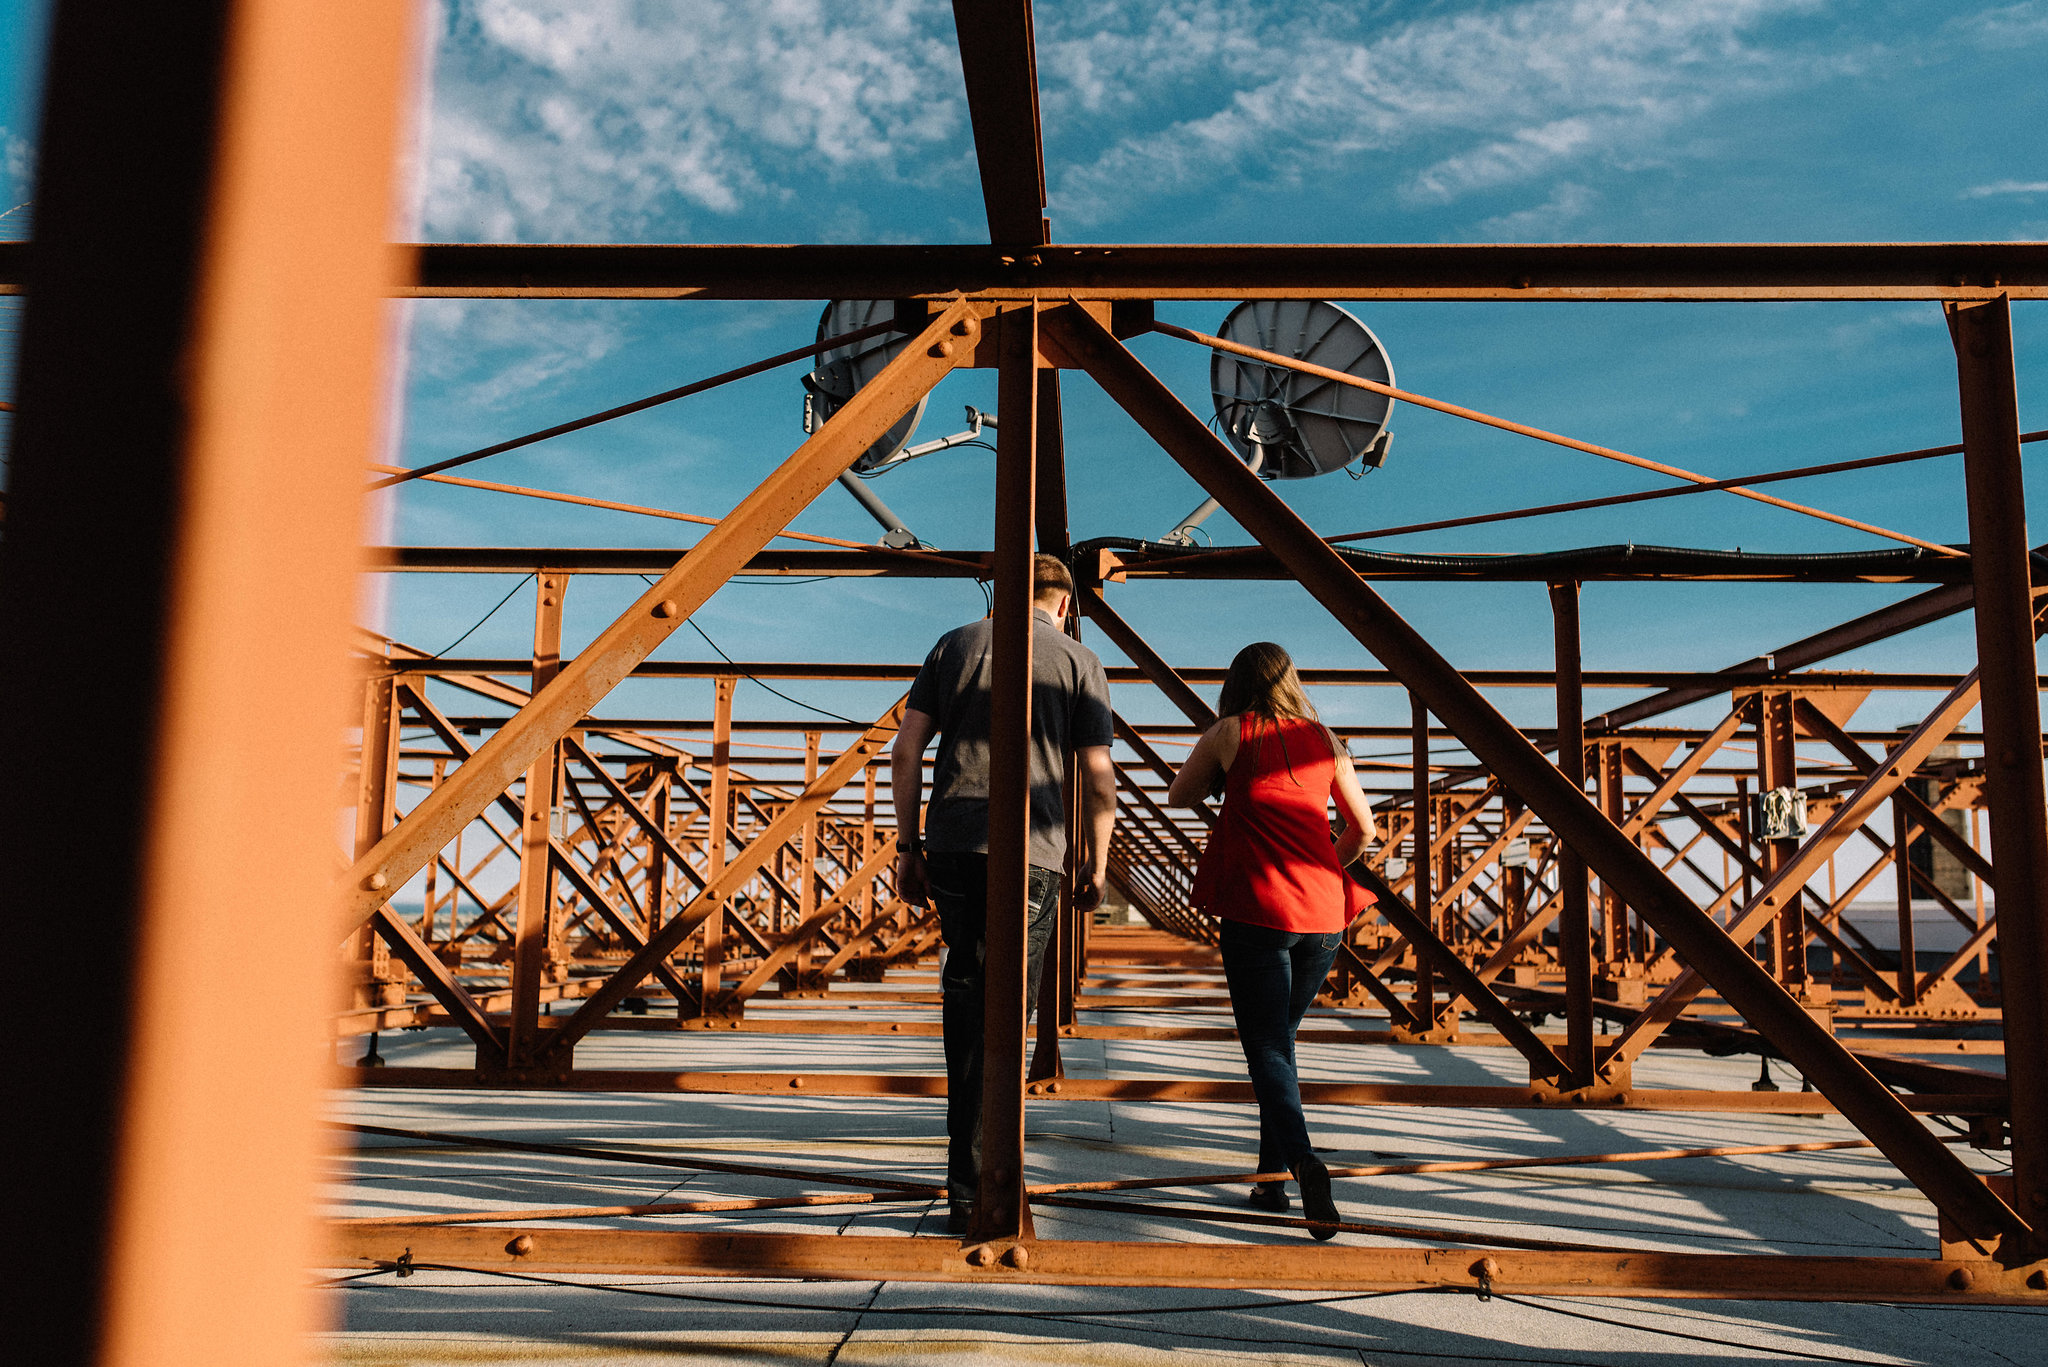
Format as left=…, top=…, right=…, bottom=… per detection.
left=1158, top=300, right=1395, bottom=546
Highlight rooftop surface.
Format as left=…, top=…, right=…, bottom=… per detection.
left=324, top=1006, right=2038, bottom=1365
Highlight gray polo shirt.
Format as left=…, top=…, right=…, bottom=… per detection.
left=906, top=608, right=1114, bottom=870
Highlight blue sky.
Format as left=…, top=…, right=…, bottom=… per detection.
left=3, top=0, right=2044, bottom=754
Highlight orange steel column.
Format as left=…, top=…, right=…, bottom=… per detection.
left=643, top=770, right=671, bottom=940
left=509, top=572, right=568, bottom=1068
left=1549, top=580, right=1595, bottom=1086
left=1755, top=689, right=1806, bottom=989
left=2, top=2, right=417, bottom=1364
left=702, top=676, right=736, bottom=1015
left=353, top=674, right=404, bottom=1007
left=971, top=304, right=1039, bottom=1244
left=797, top=730, right=822, bottom=987
left=1949, top=296, right=2048, bottom=1255
left=1409, top=694, right=1435, bottom=1025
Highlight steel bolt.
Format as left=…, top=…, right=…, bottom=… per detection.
left=653, top=599, right=679, bottom=619
left=364, top=872, right=388, bottom=891
left=1475, top=1257, right=1501, bottom=1279
left=1002, top=1244, right=1030, bottom=1270
left=950, top=318, right=976, bottom=337
left=1948, top=1267, right=1974, bottom=1291
left=931, top=340, right=955, bottom=358
left=1047, top=1081, right=1061, bottom=1095
left=967, top=1245, right=995, bottom=1267
left=789, top=1077, right=804, bottom=1088
left=506, top=1235, right=534, bottom=1257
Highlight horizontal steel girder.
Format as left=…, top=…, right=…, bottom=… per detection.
left=29, top=240, right=2025, bottom=301
left=365, top=544, right=1982, bottom=583
left=328, top=1223, right=2047, bottom=1302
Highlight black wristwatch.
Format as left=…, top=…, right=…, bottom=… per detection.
left=900, top=834, right=922, bottom=855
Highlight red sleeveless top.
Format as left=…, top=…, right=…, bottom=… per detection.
left=1191, top=714, right=1374, bottom=933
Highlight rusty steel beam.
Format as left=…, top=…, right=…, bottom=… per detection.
left=1353, top=866, right=1566, bottom=1078
left=1048, top=303, right=2029, bottom=1243
left=337, top=301, right=981, bottom=936
left=326, top=1222, right=2046, bottom=1301
left=1584, top=576, right=2032, bottom=734
left=344, top=1067, right=2005, bottom=1115
left=1079, top=589, right=1219, bottom=727
left=373, top=543, right=1986, bottom=583
left=2, top=1, right=418, bottom=1363
left=1550, top=580, right=1597, bottom=1085
left=1951, top=296, right=2048, bottom=1253
left=1600, top=672, right=1985, bottom=1071
left=950, top=0, right=1048, bottom=245
left=537, top=698, right=909, bottom=1062
left=270, top=240, right=2048, bottom=302
left=970, top=303, right=1040, bottom=1242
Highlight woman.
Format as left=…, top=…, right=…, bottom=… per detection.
left=1166, top=641, right=1376, bottom=1239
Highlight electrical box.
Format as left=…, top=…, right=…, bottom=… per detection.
left=1754, top=787, right=1808, bottom=841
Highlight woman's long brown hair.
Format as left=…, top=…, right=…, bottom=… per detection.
left=1217, top=641, right=1319, bottom=723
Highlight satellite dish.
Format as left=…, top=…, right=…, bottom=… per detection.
left=1210, top=299, right=1394, bottom=478
left=801, top=299, right=928, bottom=471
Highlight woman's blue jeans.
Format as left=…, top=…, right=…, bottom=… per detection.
left=1219, top=919, right=1343, bottom=1175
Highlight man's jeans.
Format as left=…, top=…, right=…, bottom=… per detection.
left=927, top=852, right=1062, bottom=1207
left=1218, top=919, right=1344, bottom=1175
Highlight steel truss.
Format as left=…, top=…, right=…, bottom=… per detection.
left=10, top=6, right=2048, bottom=1364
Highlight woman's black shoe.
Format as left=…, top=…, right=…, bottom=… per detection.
left=1248, top=1181, right=1291, bottom=1213
left=1294, top=1154, right=1339, bottom=1240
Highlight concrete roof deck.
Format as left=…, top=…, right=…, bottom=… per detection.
left=324, top=1008, right=2038, bottom=1364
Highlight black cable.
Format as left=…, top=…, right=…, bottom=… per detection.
left=431, top=573, right=535, bottom=658
left=638, top=576, right=866, bottom=726
left=329, top=1262, right=2039, bottom=1362
left=1494, top=1292, right=1946, bottom=1365
left=331, top=1260, right=1422, bottom=1320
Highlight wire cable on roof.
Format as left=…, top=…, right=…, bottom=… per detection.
left=430, top=573, right=535, bottom=658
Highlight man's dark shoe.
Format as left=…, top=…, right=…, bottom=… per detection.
left=1295, top=1154, right=1339, bottom=1240
left=1248, top=1181, right=1291, bottom=1214
left=946, top=1202, right=973, bottom=1236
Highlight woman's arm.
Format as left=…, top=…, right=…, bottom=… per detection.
left=1329, top=746, right=1376, bottom=867
left=1166, top=716, right=1237, bottom=807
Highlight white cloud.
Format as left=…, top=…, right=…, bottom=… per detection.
left=408, top=299, right=627, bottom=408
left=1964, top=180, right=2048, bottom=197
left=423, top=0, right=966, bottom=241
left=0, top=127, right=31, bottom=204
left=1953, top=1, right=2048, bottom=45
left=1470, top=182, right=1598, bottom=240
left=1046, top=0, right=1838, bottom=226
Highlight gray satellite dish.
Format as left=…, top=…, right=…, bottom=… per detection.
left=801, top=299, right=928, bottom=472
left=1160, top=300, right=1395, bottom=544
left=1212, top=299, right=1395, bottom=478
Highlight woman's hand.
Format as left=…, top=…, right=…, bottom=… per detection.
left=1331, top=747, right=1375, bottom=864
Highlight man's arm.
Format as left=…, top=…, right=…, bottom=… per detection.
left=1074, top=743, right=1117, bottom=912
left=890, top=708, right=938, bottom=906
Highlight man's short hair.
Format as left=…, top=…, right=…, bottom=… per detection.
left=1032, top=553, right=1074, bottom=602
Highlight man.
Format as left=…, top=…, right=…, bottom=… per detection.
left=890, top=552, right=1118, bottom=1234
